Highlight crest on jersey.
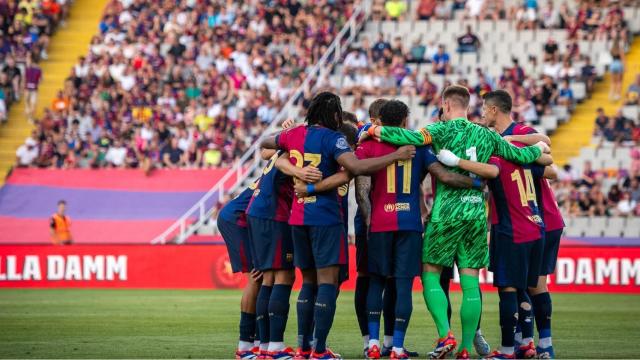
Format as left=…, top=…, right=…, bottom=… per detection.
left=336, top=137, right=349, bottom=150
left=338, top=184, right=348, bottom=196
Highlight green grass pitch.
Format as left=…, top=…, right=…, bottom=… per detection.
left=0, top=289, right=639, bottom=358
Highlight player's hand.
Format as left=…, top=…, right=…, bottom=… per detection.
left=294, top=181, right=309, bottom=197
left=503, top=135, right=513, bottom=143
left=535, top=141, right=551, bottom=154
left=281, top=118, right=295, bottom=129
left=395, top=145, right=416, bottom=160
left=249, top=269, right=263, bottom=281
left=297, top=165, right=322, bottom=184
left=437, top=149, right=460, bottom=167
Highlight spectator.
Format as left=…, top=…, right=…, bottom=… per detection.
left=24, top=55, right=42, bottom=122
left=558, top=79, right=575, bottom=107
left=406, top=37, right=426, bottom=63
left=105, top=139, right=127, bottom=168
left=616, top=192, right=637, bottom=216
left=464, top=0, right=484, bottom=19
left=416, top=0, right=437, bottom=20
left=540, top=0, right=560, bottom=28
left=385, top=0, right=407, bottom=20
left=580, top=160, right=596, bottom=188
left=434, top=0, right=453, bottom=19
left=162, top=137, right=184, bottom=169
left=543, top=37, right=559, bottom=62
left=624, top=74, right=640, bottom=105
left=16, top=138, right=39, bottom=167
left=50, top=200, right=73, bottom=245
left=432, top=44, right=451, bottom=75
left=609, top=40, right=625, bottom=101
left=594, top=107, right=610, bottom=136
left=580, top=57, right=598, bottom=93
left=457, top=25, right=481, bottom=53
left=418, top=73, right=438, bottom=106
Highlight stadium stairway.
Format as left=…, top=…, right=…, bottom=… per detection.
left=0, top=0, right=108, bottom=185
left=551, top=37, right=640, bottom=165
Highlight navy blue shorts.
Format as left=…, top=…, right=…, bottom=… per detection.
left=291, top=224, right=348, bottom=269
left=217, top=216, right=253, bottom=273
left=367, top=231, right=423, bottom=278
left=541, top=229, right=562, bottom=275
left=247, top=216, right=294, bottom=271
left=489, top=228, right=543, bottom=289
left=355, top=229, right=368, bottom=273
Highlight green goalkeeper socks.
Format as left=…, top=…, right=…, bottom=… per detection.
left=460, top=274, right=482, bottom=352
left=422, top=271, right=450, bottom=338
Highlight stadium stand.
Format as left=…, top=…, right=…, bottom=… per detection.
left=0, top=0, right=106, bottom=184
left=7, top=0, right=354, bottom=175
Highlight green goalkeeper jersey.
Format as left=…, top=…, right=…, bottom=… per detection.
left=379, top=117, right=542, bottom=222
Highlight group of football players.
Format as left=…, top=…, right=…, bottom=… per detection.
left=218, top=85, right=564, bottom=360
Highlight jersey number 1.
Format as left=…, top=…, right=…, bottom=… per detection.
left=386, top=160, right=412, bottom=194
left=511, top=169, right=537, bottom=207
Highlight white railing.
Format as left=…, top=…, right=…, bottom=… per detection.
left=151, top=1, right=371, bottom=244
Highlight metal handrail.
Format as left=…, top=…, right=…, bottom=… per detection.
left=151, top=1, right=371, bottom=244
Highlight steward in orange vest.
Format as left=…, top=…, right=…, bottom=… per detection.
left=50, top=200, right=73, bottom=245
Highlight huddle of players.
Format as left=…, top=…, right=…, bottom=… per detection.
left=218, top=85, right=563, bottom=360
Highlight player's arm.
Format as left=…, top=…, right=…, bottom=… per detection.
left=261, top=148, right=276, bottom=160
left=544, top=165, right=558, bottom=180
left=428, top=162, right=480, bottom=189
left=490, top=129, right=547, bottom=165
left=274, top=152, right=323, bottom=184
left=504, top=133, right=551, bottom=146
left=336, top=146, right=416, bottom=176
left=294, top=171, right=353, bottom=197
left=369, top=125, right=433, bottom=146
left=536, top=153, right=554, bottom=166
left=260, top=136, right=278, bottom=150
left=437, top=149, right=499, bottom=179
left=355, top=176, right=372, bottom=227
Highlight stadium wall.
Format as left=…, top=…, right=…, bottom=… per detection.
left=0, top=245, right=638, bottom=293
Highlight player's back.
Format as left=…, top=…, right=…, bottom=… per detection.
left=276, top=124, right=352, bottom=226
left=245, top=152, right=293, bottom=222
left=355, top=139, right=433, bottom=232
left=488, top=154, right=545, bottom=243
left=219, top=184, right=255, bottom=227
left=505, top=122, right=565, bottom=232
left=428, top=118, right=503, bottom=164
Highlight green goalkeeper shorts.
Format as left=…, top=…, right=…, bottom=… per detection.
left=423, top=219, right=489, bottom=269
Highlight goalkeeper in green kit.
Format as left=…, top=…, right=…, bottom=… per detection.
left=367, top=85, right=552, bottom=359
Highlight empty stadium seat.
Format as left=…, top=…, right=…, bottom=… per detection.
left=587, top=216, right=607, bottom=237
left=621, top=106, right=639, bottom=121
left=604, top=217, right=625, bottom=238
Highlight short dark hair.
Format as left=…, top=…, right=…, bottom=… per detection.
left=342, top=111, right=358, bottom=125
left=442, top=85, right=470, bottom=108
left=58, top=200, right=66, bottom=206
left=368, top=98, right=388, bottom=119
left=338, top=122, right=358, bottom=147
left=306, top=92, right=343, bottom=130
left=483, top=90, right=512, bottom=114
left=379, top=100, right=409, bottom=127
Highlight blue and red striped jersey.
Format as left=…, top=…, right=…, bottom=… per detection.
left=276, top=125, right=352, bottom=226
left=488, top=147, right=545, bottom=244
left=354, top=139, right=436, bottom=232
left=218, top=185, right=255, bottom=227
left=245, top=152, right=293, bottom=222
left=502, top=122, right=565, bottom=231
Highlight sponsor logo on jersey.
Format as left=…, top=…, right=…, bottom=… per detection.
left=460, top=195, right=483, bottom=203
left=528, top=215, right=543, bottom=224
left=384, top=203, right=411, bottom=212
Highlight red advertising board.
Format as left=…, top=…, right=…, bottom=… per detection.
left=0, top=245, right=639, bottom=293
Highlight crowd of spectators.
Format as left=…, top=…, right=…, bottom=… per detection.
left=1, top=0, right=69, bottom=123
left=335, top=0, right=633, bottom=127
left=17, top=0, right=355, bottom=171
left=553, top=155, right=640, bottom=217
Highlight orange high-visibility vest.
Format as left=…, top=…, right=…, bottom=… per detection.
left=52, top=214, right=71, bottom=243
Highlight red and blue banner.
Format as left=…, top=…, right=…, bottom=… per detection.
left=0, top=169, right=237, bottom=244
left=0, top=245, right=638, bottom=293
